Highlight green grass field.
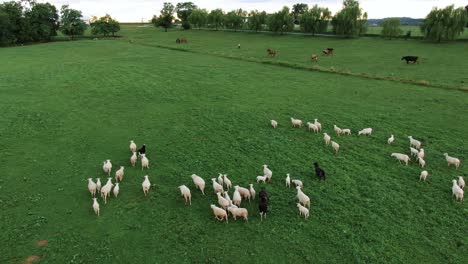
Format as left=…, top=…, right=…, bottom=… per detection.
left=1, top=26, right=467, bottom=263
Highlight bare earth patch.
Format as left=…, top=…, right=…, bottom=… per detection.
left=36, top=240, right=48, bottom=247
left=23, top=255, right=41, bottom=264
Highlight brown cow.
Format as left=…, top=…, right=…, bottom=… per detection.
left=322, top=48, right=333, bottom=55
left=267, top=48, right=277, bottom=57
left=176, top=38, right=188, bottom=44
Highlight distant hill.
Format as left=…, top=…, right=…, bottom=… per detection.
left=367, top=17, right=424, bottom=26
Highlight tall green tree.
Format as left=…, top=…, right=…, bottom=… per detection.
left=267, top=6, right=294, bottom=34
left=291, top=3, right=308, bottom=25
left=59, top=5, right=87, bottom=40
left=0, top=1, right=27, bottom=44
left=90, top=14, right=120, bottom=37
left=207, top=8, right=224, bottom=30
left=224, top=9, right=246, bottom=31
left=152, top=2, right=175, bottom=32
left=176, top=2, right=197, bottom=29
left=381, top=18, right=402, bottom=39
left=331, top=0, right=368, bottom=37
left=420, top=5, right=467, bottom=42
left=26, top=2, right=59, bottom=41
left=188, top=9, right=208, bottom=29
left=248, top=10, right=267, bottom=32
left=300, top=5, right=331, bottom=35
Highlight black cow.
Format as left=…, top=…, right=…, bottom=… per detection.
left=314, top=162, right=326, bottom=181
left=401, top=56, right=419, bottom=64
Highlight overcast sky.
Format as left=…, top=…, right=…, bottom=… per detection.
left=2, top=0, right=466, bottom=22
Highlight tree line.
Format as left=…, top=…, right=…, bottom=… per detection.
left=0, top=0, right=121, bottom=46
left=152, top=1, right=468, bottom=42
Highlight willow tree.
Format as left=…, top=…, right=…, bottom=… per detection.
left=331, top=0, right=367, bottom=37
left=381, top=18, right=402, bottom=39
left=300, top=5, right=331, bottom=35
left=420, top=5, right=467, bottom=42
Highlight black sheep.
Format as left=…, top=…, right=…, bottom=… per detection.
left=314, top=162, right=326, bottom=180
left=259, top=188, right=269, bottom=221
left=137, top=144, right=146, bottom=156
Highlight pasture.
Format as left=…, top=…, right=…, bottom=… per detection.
left=0, top=26, right=467, bottom=263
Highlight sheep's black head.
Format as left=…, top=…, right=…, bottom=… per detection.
left=314, top=162, right=319, bottom=167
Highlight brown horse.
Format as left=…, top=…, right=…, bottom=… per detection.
left=176, top=38, right=188, bottom=44
left=311, top=54, right=318, bottom=61
left=267, top=49, right=277, bottom=57
left=322, top=48, right=333, bottom=55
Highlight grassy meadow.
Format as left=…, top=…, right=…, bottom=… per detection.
left=0, top=26, right=467, bottom=263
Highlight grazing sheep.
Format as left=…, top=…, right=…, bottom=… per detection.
left=129, top=140, right=136, bottom=152
left=233, top=186, right=242, bottom=206
left=96, top=178, right=102, bottom=192
left=223, top=174, right=232, bottom=190
left=115, top=166, right=124, bottom=182
left=100, top=178, right=113, bottom=204
left=358, top=128, right=373, bottom=136
left=141, top=154, right=149, bottom=170
left=178, top=185, right=191, bottom=205
left=444, top=153, right=461, bottom=169
left=417, top=148, right=425, bottom=159
left=331, top=141, right=340, bottom=153
left=306, top=122, right=319, bottom=133
left=92, top=198, right=100, bottom=216
left=292, top=179, right=303, bottom=188
left=227, top=207, right=248, bottom=221
left=102, top=160, right=112, bottom=176
left=259, top=188, right=269, bottom=221
left=408, top=136, right=421, bottom=149
left=290, top=117, right=303, bottom=127
left=410, top=147, right=419, bottom=157
left=223, top=191, right=233, bottom=206
left=314, top=119, right=322, bottom=131
left=142, top=175, right=151, bottom=196
left=296, top=186, right=310, bottom=208
left=212, top=178, right=224, bottom=193
left=458, top=176, right=465, bottom=189
left=452, top=180, right=464, bottom=201
left=297, top=203, right=309, bottom=219
left=263, top=165, right=272, bottom=181
left=314, top=162, right=326, bottom=181
left=388, top=135, right=395, bottom=144
left=420, top=171, right=428, bottom=181
left=341, top=128, right=351, bottom=135
left=418, top=157, right=426, bottom=168
left=217, top=174, right=224, bottom=186
left=130, top=152, right=137, bottom=167
left=137, top=144, right=146, bottom=156
left=285, top=173, right=291, bottom=188
left=271, top=120, right=278, bottom=128
left=391, top=153, right=410, bottom=166
left=191, top=174, right=205, bottom=195
left=256, top=175, right=267, bottom=183
left=217, top=192, right=230, bottom=209
left=237, top=186, right=251, bottom=201
left=333, top=125, right=342, bottom=135
left=323, top=133, right=331, bottom=145
left=113, top=182, right=120, bottom=197
left=210, top=204, right=228, bottom=223
left=87, top=178, right=97, bottom=197
left=249, top=184, right=256, bottom=200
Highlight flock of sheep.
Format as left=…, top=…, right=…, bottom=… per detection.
left=86, top=118, right=464, bottom=221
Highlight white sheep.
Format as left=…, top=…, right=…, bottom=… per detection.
left=96, top=178, right=101, bottom=192
left=249, top=184, right=256, bottom=200
left=210, top=204, right=228, bottom=223
left=358, top=128, right=373, bottom=136
left=232, top=187, right=242, bottom=206
left=256, top=175, right=267, bottom=183
left=113, top=182, right=120, bottom=197
left=263, top=165, right=272, bottom=180
left=418, top=157, right=426, bottom=168
left=217, top=174, right=224, bottom=186
left=290, top=117, right=303, bottom=127
left=227, top=207, right=248, bottom=221
left=102, top=160, right=112, bottom=176
left=341, top=128, right=351, bottom=135
left=323, top=133, right=331, bottom=145
left=458, top=176, right=465, bottom=189
left=297, top=203, right=309, bottom=219
left=129, top=140, right=136, bottom=152
left=331, top=141, right=340, bottom=154
left=296, top=186, right=310, bottom=208
left=420, top=171, right=428, bottom=181
left=100, top=178, right=113, bottom=204
left=237, top=185, right=251, bottom=201
left=130, top=152, right=137, bottom=167
left=306, top=122, right=319, bottom=133
left=115, top=166, right=124, bottom=182
left=410, top=147, right=419, bottom=157
left=452, top=180, right=464, bottom=201
left=408, top=136, right=421, bottom=149
left=142, top=175, right=151, bottom=196
left=314, top=118, right=321, bottom=131
left=292, top=179, right=303, bottom=188
left=444, top=153, right=460, bottom=169
left=141, top=154, right=149, bottom=170
left=285, top=173, right=291, bottom=188
left=223, top=174, right=232, bottom=190
left=224, top=191, right=233, bottom=206
left=417, top=148, right=425, bottom=159
left=191, top=174, right=205, bottom=195
left=216, top=192, right=230, bottom=209
left=87, top=178, right=97, bottom=197
left=333, top=125, right=342, bottom=135
left=92, top=198, right=100, bottom=216
left=271, top=120, right=278, bottom=128
left=388, top=135, right=394, bottom=144
left=212, top=178, right=224, bottom=194
left=391, top=153, right=410, bottom=166
left=178, top=185, right=191, bottom=205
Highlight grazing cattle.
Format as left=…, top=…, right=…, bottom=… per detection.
left=314, top=162, right=326, bottom=181
left=267, top=48, right=277, bottom=57
left=311, top=54, right=318, bottom=61
left=401, top=56, right=418, bottom=64
left=322, top=48, right=333, bottom=55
